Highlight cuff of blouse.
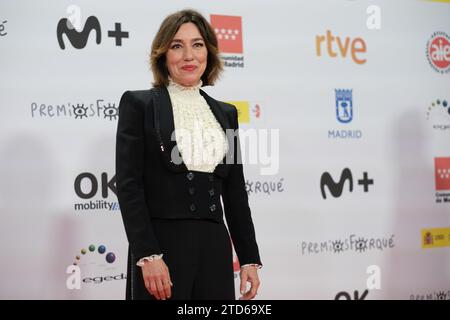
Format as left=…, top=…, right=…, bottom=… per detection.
left=136, top=254, right=164, bottom=267
left=241, top=263, right=262, bottom=269
left=136, top=255, right=262, bottom=270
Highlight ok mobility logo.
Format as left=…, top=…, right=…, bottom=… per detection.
left=320, top=168, right=374, bottom=199
left=74, top=172, right=120, bottom=212
left=56, top=6, right=129, bottom=49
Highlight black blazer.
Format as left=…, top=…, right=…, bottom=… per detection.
left=115, top=86, right=262, bottom=267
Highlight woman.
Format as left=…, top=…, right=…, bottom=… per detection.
left=116, top=9, right=262, bottom=300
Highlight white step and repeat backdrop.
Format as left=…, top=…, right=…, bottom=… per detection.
left=0, top=0, right=449, bottom=299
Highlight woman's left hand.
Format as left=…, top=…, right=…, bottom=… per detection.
left=239, top=265, right=260, bottom=300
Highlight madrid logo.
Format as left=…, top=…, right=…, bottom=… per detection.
left=426, top=31, right=450, bottom=74
left=335, top=89, right=353, bottom=124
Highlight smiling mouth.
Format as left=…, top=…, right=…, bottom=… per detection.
left=181, top=66, right=197, bottom=71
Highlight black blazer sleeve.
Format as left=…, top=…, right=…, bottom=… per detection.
left=116, top=91, right=161, bottom=259
left=222, top=105, right=262, bottom=267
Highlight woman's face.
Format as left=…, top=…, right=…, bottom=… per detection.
left=166, top=22, right=208, bottom=87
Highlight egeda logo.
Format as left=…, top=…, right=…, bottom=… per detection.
left=426, top=99, right=450, bottom=131
left=57, top=11, right=129, bottom=49
left=73, top=244, right=116, bottom=266
left=66, top=244, right=126, bottom=290
left=320, top=168, right=374, bottom=199
left=73, top=172, right=120, bottom=212
left=328, top=89, right=362, bottom=139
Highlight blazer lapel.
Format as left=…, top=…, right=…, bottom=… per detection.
left=152, top=86, right=187, bottom=172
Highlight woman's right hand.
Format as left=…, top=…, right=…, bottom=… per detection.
left=141, top=259, right=173, bottom=300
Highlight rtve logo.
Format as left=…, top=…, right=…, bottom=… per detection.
left=210, top=14, right=243, bottom=54
left=316, top=30, right=367, bottom=65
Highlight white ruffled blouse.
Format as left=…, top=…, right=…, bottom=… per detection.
left=167, top=78, right=228, bottom=172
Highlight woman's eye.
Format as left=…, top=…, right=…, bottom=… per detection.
left=171, top=44, right=181, bottom=49
left=194, top=42, right=204, bottom=48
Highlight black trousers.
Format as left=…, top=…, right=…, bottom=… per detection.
left=127, top=219, right=235, bottom=300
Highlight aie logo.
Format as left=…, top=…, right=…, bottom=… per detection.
left=426, top=31, right=450, bottom=74
left=320, top=168, right=374, bottom=199
left=335, top=89, right=353, bottom=123
left=57, top=13, right=129, bottom=50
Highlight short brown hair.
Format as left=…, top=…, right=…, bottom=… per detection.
left=150, top=9, right=223, bottom=87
